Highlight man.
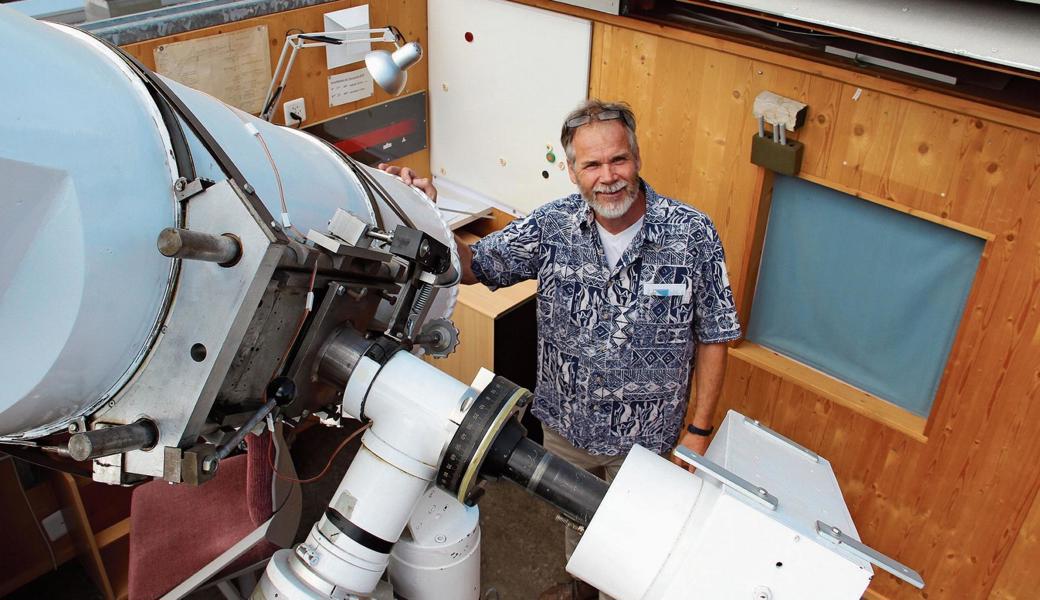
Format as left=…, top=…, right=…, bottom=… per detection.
left=381, top=99, right=741, bottom=600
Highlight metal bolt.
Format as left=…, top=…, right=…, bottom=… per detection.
left=758, top=488, right=767, bottom=496
left=68, top=423, right=79, bottom=433
left=173, top=178, right=187, bottom=192
left=419, top=239, right=431, bottom=258
left=435, top=534, right=447, bottom=543
left=831, top=526, right=841, bottom=535
left=242, top=183, right=255, bottom=195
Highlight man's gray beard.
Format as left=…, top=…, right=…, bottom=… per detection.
left=584, top=184, right=637, bottom=219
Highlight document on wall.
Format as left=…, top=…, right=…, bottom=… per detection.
left=328, top=69, right=374, bottom=106
left=323, top=5, right=371, bottom=70
left=153, top=26, right=271, bottom=114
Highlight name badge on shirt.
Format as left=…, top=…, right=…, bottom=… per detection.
left=641, top=282, right=687, bottom=298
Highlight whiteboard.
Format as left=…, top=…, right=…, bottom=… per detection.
left=428, top=0, right=591, bottom=214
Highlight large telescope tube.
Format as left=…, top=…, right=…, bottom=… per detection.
left=0, top=7, right=455, bottom=452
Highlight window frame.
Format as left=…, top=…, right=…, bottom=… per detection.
left=731, top=170, right=993, bottom=442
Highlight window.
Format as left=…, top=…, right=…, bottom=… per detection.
left=746, top=176, right=985, bottom=419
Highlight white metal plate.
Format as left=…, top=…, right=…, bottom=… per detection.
left=698, top=0, right=1040, bottom=73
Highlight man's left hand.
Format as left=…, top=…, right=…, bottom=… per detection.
left=671, top=431, right=710, bottom=471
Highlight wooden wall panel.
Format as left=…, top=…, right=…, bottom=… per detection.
left=993, top=487, right=1040, bottom=599
left=120, top=0, right=430, bottom=175
left=590, top=25, right=843, bottom=287
left=589, top=19, right=1040, bottom=600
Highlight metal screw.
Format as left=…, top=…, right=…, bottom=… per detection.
left=435, top=534, right=447, bottom=543
left=831, top=526, right=841, bottom=535
left=242, top=183, right=255, bottom=195
left=419, top=239, right=431, bottom=258
left=758, top=488, right=767, bottom=496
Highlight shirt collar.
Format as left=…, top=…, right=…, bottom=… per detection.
left=577, top=179, right=667, bottom=246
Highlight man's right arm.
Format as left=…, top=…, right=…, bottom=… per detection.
left=377, top=164, right=479, bottom=284
left=455, top=236, right=477, bottom=284
left=377, top=163, right=541, bottom=289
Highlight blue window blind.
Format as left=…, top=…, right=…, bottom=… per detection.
left=746, top=176, right=985, bottom=417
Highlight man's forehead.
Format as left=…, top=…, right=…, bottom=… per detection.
left=572, top=121, right=634, bottom=161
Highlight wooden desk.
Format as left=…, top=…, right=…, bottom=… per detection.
left=427, top=280, right=538, bottom=388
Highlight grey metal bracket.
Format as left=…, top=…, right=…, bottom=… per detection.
left=816, top=520, right=925, bottom=589
left=743, top=417, right=820, bottom=463
left=673, top=446, right=778, bottom=511
left=173, top=176, right=207, bottom=202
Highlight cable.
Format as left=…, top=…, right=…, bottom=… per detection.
left=220, top=103, right=308, bottom=243
left=269, top=421, right=371, bottom=484
left=270, top=257, right=320, bottom=382
left=267, top=432, right=294, bottom=516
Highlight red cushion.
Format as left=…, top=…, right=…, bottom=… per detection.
left=128, top=435, right=278, bottom=600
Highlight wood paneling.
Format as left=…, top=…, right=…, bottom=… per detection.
left=425, top=280, right=537, bottom=383
left=992, top=487, right=1040, bottom=599
left=518, top=0, right=1040, bottom=133
left=588, top=18, right=1040, bottom=600
left=121, top=0, right=429, bottom=138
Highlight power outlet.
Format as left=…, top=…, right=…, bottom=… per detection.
left=42, top=510, right=68, bottom=541
left=283, top=98, right=306, bottom=125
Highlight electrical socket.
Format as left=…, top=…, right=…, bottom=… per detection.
left=42, top=510, right=68, bottom=541
left=283, top=98, right=306, bottom=125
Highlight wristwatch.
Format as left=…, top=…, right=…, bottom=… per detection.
left=686, top=423, right=714, bottom=437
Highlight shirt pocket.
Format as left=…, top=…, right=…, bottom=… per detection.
left=639, top=292, right=695, bottom=326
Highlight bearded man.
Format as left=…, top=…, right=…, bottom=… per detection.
left=382, top=99, right=741, bottom=600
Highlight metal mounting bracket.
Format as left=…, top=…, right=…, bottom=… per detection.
left=673, top=446, right=778, bottom=511
left=816, top=520, right=925, bottom=589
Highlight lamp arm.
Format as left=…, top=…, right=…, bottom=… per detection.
left=261, top=38, right=294, bottom=121
left=297, top=28, right=398, bottom=44
left=261, top=37, right=303, bottom=122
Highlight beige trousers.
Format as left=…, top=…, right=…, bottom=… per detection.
left=541, top=428, right=626, bottom=600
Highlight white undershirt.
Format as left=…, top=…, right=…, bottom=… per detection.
left=596, top=216, right=644, bottom=269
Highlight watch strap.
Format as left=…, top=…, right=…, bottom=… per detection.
left=687, top=423, right=714, bottom=437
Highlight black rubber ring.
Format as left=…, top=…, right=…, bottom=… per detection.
left=325, top=508, right=394, bottom=554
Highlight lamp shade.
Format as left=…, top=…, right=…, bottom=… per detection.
left=365, top=42, right=423, bottom=96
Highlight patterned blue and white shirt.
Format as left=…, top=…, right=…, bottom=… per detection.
left=471, top=180, right=741, bottom=455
